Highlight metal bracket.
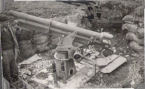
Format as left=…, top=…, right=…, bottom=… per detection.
left=57, top=31, right=77, bottom=46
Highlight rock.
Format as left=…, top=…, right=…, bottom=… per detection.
left=101, top=48, right=113, bottom=57
left=32, top=69, right=39, bottom=75
left=129, top=41, right=143, bottom=52
left=127, top=46, right=129, bottom=48
left=23, top=74, right=27, bottom=79
left=119, top=47, right=124, bottom=52
left=122, top=23, right=138, bottom=33
left=123, top=50, right=126, bottom=54
left=131, top=80, right=135, bottom=88
left=36, top=72, right=48, bottom=80
left=100, top=74, right=103, bottom=78
left=130, top=57, right=134, bottom=60
left=131, top=53, right=139, bottom=57
left=35, top=84, right=44, bottom=89
left=125, top=55, right=129, bottom=58
left=112, top=47, right=116, bottom=53
left=27, top=70, right=31, bottom=76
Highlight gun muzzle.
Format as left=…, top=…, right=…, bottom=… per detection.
left=73, top=50, right=83, bottom=62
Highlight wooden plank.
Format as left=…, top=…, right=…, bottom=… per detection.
left=18, top=54, right=42, bottom=65
left=101, top=56, right=127, bottom=73
left=96, top=54, right=120, bottom=66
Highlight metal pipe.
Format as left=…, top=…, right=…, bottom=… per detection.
left=7, top=10, right=113, bottom=41
left=14, top=19, right=111, bottom=45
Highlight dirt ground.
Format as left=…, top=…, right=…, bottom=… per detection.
left=1, top=1, right=144, bottom=88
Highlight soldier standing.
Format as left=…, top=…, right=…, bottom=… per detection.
left=1, top=22, right=19, bottom=84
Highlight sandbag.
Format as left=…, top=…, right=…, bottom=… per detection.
left=19, top=40, right=33, bottom=51
left=125, top=32, right=136, bottom=41
left=126, top=32, right=144, bottom=45
left=33, top=30, right=49, bottom=35
left=17, top=28, right=34, bottom=41
left=19, top=40, right=35, bottom=59
left=122, top=23, right=138, bottom=33
left=33, top=42, right=50, bottom=52
left=133, top=6, right=144, bottom=17
left=129, top=41, right=143, bottom=52
left=19, top=40, right=32, bottom=46
left=122, top=15, right=134, bottom=22
left=19, top=40, right=36, bottom=57
left=136, top=28, right=144, bottom=39
left=134, top=17, right=144, bottom=23
left=20, top=48, right=35, bottom=59
left=32, top=34, right=49, bottom=45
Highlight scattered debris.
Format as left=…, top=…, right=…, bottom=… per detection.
left=36, top=72, right=48, bottom=80
left=100, top=55, right=127, bottom=73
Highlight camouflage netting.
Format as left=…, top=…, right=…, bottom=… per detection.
left=122, top=6, right=144, bottom=52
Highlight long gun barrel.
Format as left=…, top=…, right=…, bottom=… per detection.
left=6, top=10, right=113, bottom=43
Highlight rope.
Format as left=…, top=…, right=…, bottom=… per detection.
left=7, top=24, right=19, bottom=61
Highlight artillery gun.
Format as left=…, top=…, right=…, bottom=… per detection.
left=5, top=10, right=127, bottom=88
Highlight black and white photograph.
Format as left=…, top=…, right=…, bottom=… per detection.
left=0, top=0, right=144, bottom=89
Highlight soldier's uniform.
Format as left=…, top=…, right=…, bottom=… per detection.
left=1, top=23, right=18, bottom=83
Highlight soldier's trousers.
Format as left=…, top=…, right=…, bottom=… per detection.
left=2, top=49, right=18, bottom=83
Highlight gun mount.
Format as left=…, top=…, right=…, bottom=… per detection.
left=54, top=32, right=78, bottom=81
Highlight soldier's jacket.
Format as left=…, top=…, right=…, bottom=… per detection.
left=1, top=23, right=18, bottom=50
left=1, top=27, right=14, bottom=50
